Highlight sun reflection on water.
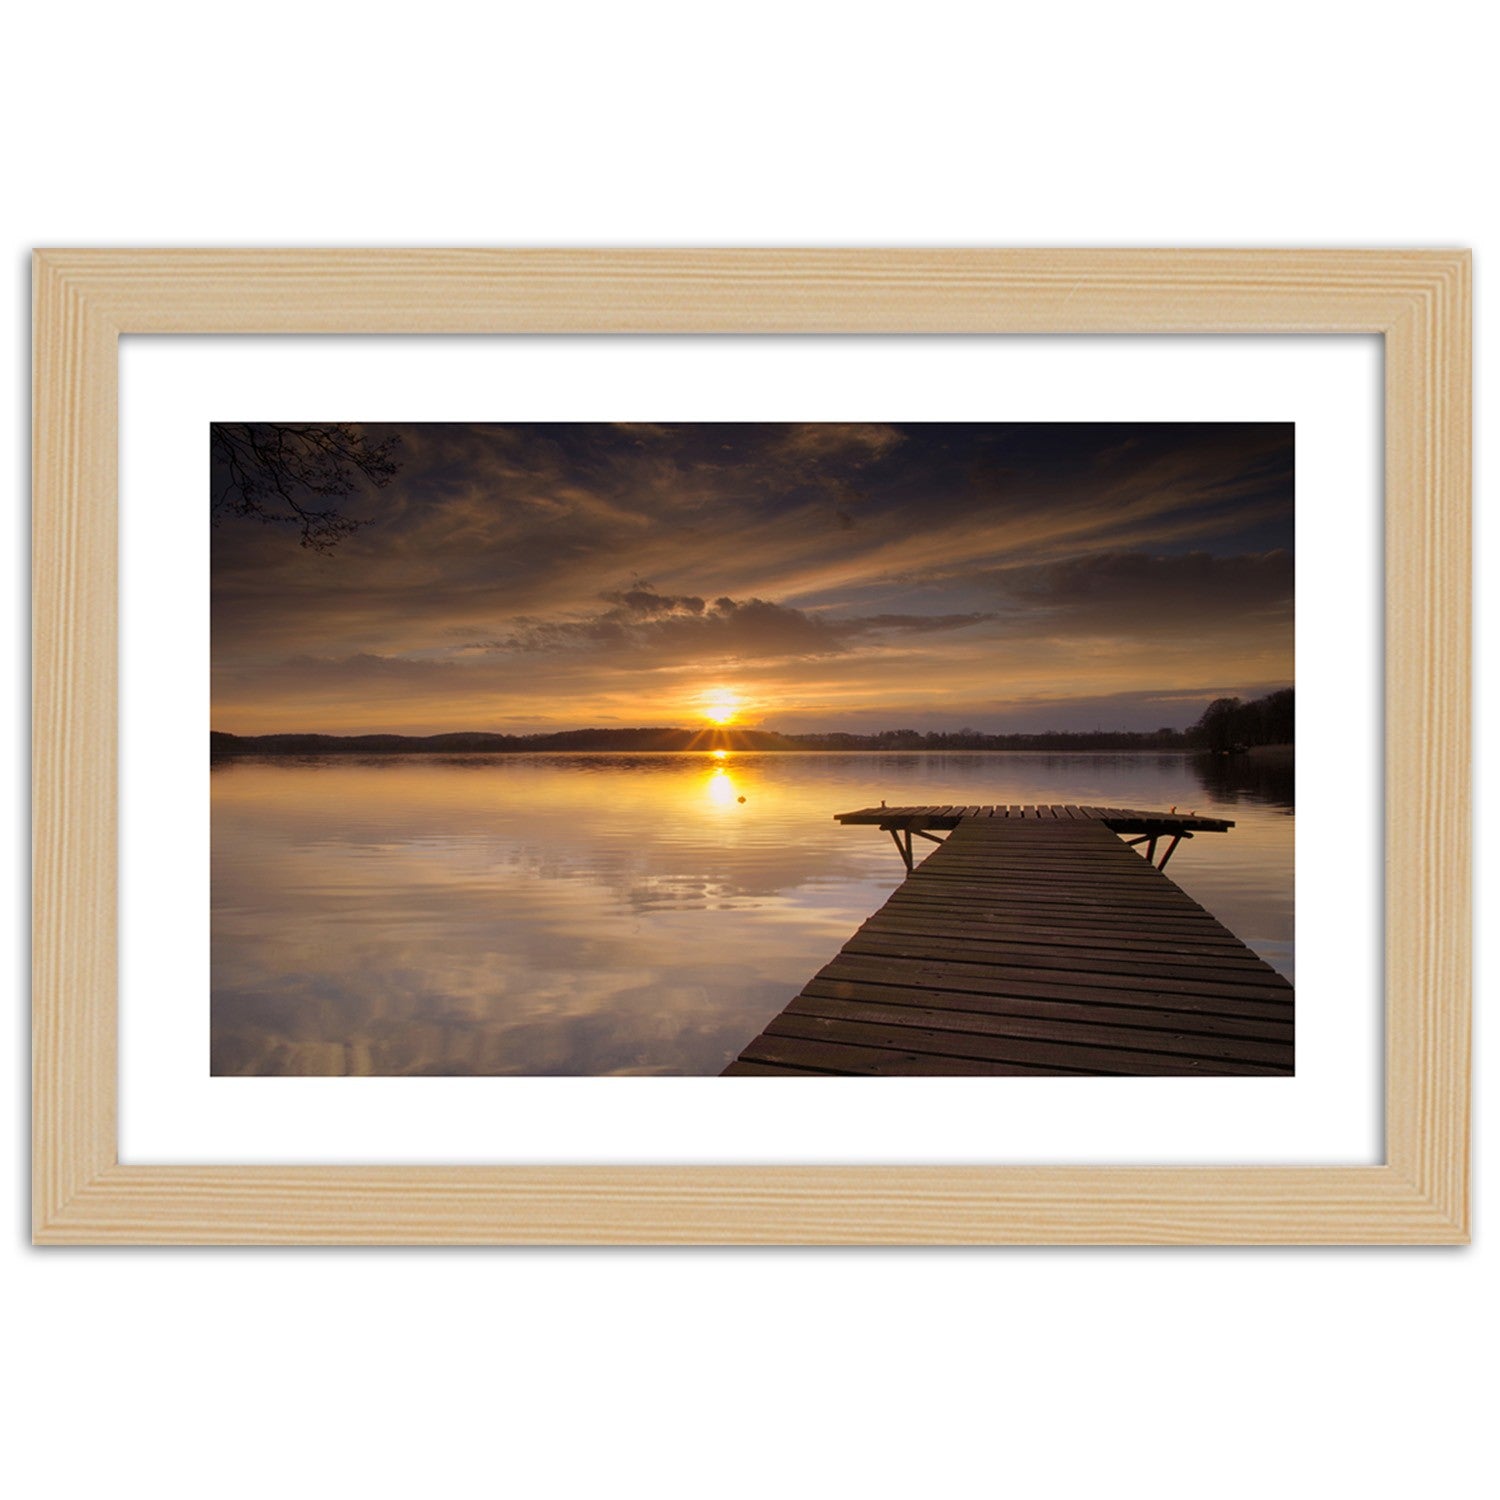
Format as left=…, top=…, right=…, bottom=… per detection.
left=705, top=763, right=741, bottom=808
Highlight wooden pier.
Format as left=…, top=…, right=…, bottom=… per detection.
left=723, top=804, right=1293, bottom=1077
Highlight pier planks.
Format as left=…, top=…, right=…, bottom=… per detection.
left=724, top=813, right=1293, bottom=1077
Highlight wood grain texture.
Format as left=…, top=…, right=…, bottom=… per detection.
left=32, top=254, right=118, bottom=1231
left=727, top=819, right=1294, bottom=1077
left=1380, top=254, right=1472, bottom=1232
left=30, top=1166, right=1463, bottom=1246
left=29, top=248, right=1471, bottom=1244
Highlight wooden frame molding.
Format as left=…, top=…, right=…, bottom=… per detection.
left=32, top=249, right=1471, bottom=1244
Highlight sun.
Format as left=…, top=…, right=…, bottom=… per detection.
left=701, top=690, right=742, bottom=726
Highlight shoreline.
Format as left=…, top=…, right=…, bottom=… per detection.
left=212, top=741, right=1297, bottom=760
left=1243, top=742, right=1295, bottom=765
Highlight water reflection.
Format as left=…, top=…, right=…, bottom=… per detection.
left=1190, top=749, right=1295, bottom=809
left=212, top=751, right=1294, bottom=1076
left=705, top=763, right=740, bottom=808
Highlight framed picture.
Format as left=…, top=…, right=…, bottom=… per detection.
left=33, top=249, right=1470, bottom=1243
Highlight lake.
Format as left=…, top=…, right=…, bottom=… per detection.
left=211, top=751, right=1294, bottom=1076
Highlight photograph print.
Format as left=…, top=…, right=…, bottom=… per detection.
left=211, top=421, right=1295, bottom=1077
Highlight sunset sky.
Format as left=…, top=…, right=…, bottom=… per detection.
left=211, top=422, right=1294, bottom=736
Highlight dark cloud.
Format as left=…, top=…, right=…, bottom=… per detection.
left=857, top=611, right=997, bottom=634
left=996, top=550, right=1294, bottom=630
left=600, top=587, right=707, bottom=618
left=464, top=587, right=995, bottom=663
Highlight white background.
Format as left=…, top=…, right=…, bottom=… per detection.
left=3, top=5, right=1491, bottom=1499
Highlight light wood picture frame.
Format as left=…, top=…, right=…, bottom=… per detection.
left=32, top=249, right=1471, bottom=1244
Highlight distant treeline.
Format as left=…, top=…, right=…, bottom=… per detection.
left=211, top=690, right=1293, bottom=757
left=1187, top=688, right=1294, bottom=752
left=211, top=728, right=798, bottom=756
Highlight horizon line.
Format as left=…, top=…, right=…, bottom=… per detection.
left=210, top=723, right=1284, bottom=742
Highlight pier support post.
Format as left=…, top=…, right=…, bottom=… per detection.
left=1157, top=831, right=1191, bottom=870
left=888, top=826, right=914, bottom=873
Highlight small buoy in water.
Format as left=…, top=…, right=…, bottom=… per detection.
left=737, top=795, right=746, bottom=803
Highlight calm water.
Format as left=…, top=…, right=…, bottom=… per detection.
left=211, top=752, right=1294, bottom=1076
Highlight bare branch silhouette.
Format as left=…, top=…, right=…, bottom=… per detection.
left=211, top=423, right=401, bottom=551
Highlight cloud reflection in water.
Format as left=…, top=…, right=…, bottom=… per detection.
left=211, top=751, right=1293, bottom=1075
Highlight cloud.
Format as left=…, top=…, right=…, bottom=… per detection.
left=773, top=423, right=906, bottom=467
left=464, top=586, right=995, bottom=663
left=275, top=651, right=463, bottom=682
left=600, top=587, right=707, bottom=618
left=996, top=550, right=1294, bottom=632
left=857, top=612, right=997, bottom=634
